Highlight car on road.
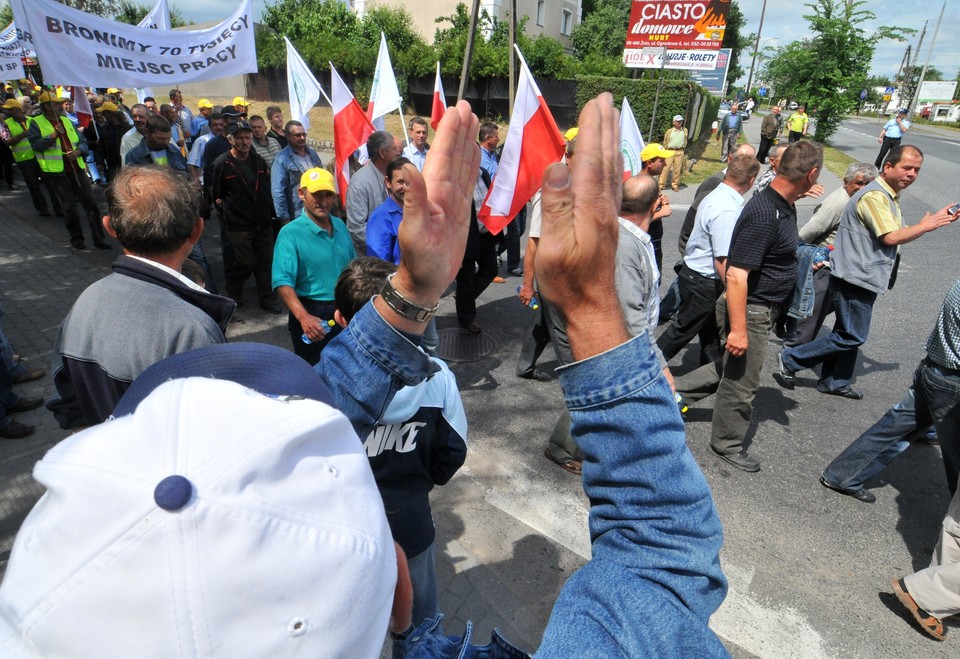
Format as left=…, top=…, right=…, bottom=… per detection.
left=717, top=101, right=732, bottom=122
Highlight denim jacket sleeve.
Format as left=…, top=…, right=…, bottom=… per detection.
left=271, top=152, right=290, bottom=221
left=536, top=332, right=728, bottom=658
left=315, top=301, right=440, bottom=437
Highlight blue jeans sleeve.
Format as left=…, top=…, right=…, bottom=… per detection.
left=315, top=301, right=439, bottom=438
left=537, top=332, right=728, bottom=656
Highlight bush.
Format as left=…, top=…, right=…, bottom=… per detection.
left=576, top=75, right=699, bottom=141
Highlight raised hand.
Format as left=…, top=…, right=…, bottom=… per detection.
left=395, top=101, right=480, bottom=305
left=535, top=93, right=629, bottom=361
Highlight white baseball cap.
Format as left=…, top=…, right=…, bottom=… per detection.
left=0, top=343, right=396, bottom=657
left=672, top=115, right=684, bottom=122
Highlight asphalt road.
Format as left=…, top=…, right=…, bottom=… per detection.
left=7, top=117, right=960, bottom=656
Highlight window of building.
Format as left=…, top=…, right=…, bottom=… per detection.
left=536, top=0, right=545, bottom=26
left=561, top=9, right=572, bottom=35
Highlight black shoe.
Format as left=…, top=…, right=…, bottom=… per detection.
left=0, top=420, right=35, bottom=439
left=93, top=241, right=112, bottom=250
left=518, top=369, right=552, bottom=382
left=711, top=447, right=760, bottom=472
left=817, top=385, right=863, bottom=400
left=819, top=475, right=875, bottom=503
left=774, top=351, right=795, bottom=389
left=7, top=396, right=44, bottom=414
left=38, top=210, right=51, bottom=217
left=13, top=367, right=45, bottom=384
left=70, top=240, right=86, bottom=250
left=260, top=300, right=283, bottom=315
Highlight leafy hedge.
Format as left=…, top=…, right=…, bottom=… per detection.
left=576, top=75, right=711, bottom=143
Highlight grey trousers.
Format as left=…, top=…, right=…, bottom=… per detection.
left=675, top=295, right=778, bottom=454
left=904, top=485, right=960, bottom=618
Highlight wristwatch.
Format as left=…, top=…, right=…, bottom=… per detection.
left=379, top=273, right=439, bottom=323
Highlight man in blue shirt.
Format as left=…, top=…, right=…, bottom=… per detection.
left=478, top=121, right=499, bottom=179
left=366, top=157, right=410, bottom=264
left=273, top=168, right=355, bottom=365
left=875, top=108, right=910, bottom=168
left=402, top=117, right=429, bottom=171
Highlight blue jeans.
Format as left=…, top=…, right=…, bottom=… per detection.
left=822, top=360, right=960, bottom=494
left=407, top=542, right=440, bottom=631
left=781, top=277, right=877, bottom=392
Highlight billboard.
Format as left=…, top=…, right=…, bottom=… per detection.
left=624, top=47, right=726, bottom=71
left=624, top=0, right=729, bottom=65
left=688, top=48, right=731, bottom=93
left=917, top=80, right=957, bottom=104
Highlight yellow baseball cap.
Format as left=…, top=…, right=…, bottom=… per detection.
left=107, top=88, right=121, bottom=94
left=37, top=91, right=65, bottom=105
left=98, top=101, right=119, bottom=112
left=232, top=96, right=249, bottom=107
left=1, top=98, right=21, bottom=110
left=299, top=168, right=335, bottom=194
left=640, top=143, right=674, bottom=161
left=563, top=127, right=579, bottom=141
left=198, top=98, right=214, bottom=109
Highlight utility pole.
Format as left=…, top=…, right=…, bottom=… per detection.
left=744, top=0, right=768, bottom=95
left=458, top=0, right=481, bottom=102
left=508, top=0, right=516, bottom=116
left=909, top=1, right=945, bottom=116
left=901, top=22, right=926, bottom=110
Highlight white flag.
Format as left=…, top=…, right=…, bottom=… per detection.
left=9, top=0, right=257, bottom=87
left=620, top=97, right=646, bottom=180
left=285, top=37, right=323, bottom=132
left=366, top=32, right=402, bottom=123
left=138, top=0, right=171, bottom=30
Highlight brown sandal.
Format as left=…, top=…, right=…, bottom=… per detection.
left=891, top=577, right=946, bottom=640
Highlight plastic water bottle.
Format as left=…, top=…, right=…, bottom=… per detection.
left=675, top=392, right=688, bottom=415
left=813, top=244, right=833, bottom=265
left=516, top=286, right=540, bottom=310
left=301, top=319, right=336, bottom=344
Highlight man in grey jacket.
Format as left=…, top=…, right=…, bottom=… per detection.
left=781, top=162, right=877, bottom=348
left=47, top=166, right=235, bottom=429
left=778, top=146, right=956, bottom=399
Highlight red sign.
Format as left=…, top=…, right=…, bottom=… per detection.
left=624, top=0, right=729, bottom=51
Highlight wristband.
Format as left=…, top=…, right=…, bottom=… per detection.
left=379, top=273, right=439, bottom=323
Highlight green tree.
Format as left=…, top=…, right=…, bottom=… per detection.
left=0, top=2, right=12, bottom=28
left=113, top=0, right=191, bottom=27
left=722, top=1, right=747, bottom=95
left=57, top=0, right=121, bottom=15
left=762, top=0, right=910, bottom=141
left=569, top=0, right=630, bottom=77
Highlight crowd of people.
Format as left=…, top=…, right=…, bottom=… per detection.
left=0, top=80, right=959, bottom=652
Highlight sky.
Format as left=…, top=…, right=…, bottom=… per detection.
left=179, top=0, right=959, bottom=83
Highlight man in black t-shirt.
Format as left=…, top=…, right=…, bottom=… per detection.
left=675, top=141, right=823, bottom=472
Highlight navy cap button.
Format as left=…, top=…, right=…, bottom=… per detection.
left=154, top=475, right=193, bottom=511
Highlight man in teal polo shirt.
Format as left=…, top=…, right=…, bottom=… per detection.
left=272, top=168, right=356, bottom=364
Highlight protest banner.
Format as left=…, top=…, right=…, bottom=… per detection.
left=9, top=0, right=256, bottom=87
left=624, top=0, right=729, bottom=69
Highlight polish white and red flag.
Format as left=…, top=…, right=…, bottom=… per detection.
left=478, top=47, right=564, bottom=235
left=331, top=63, right=375, bottom=207
left=71, top=86, right=93, bottom=129
left=620, top=96, right=646, bottom=181
left=430, top=61, right=446, bottom=130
